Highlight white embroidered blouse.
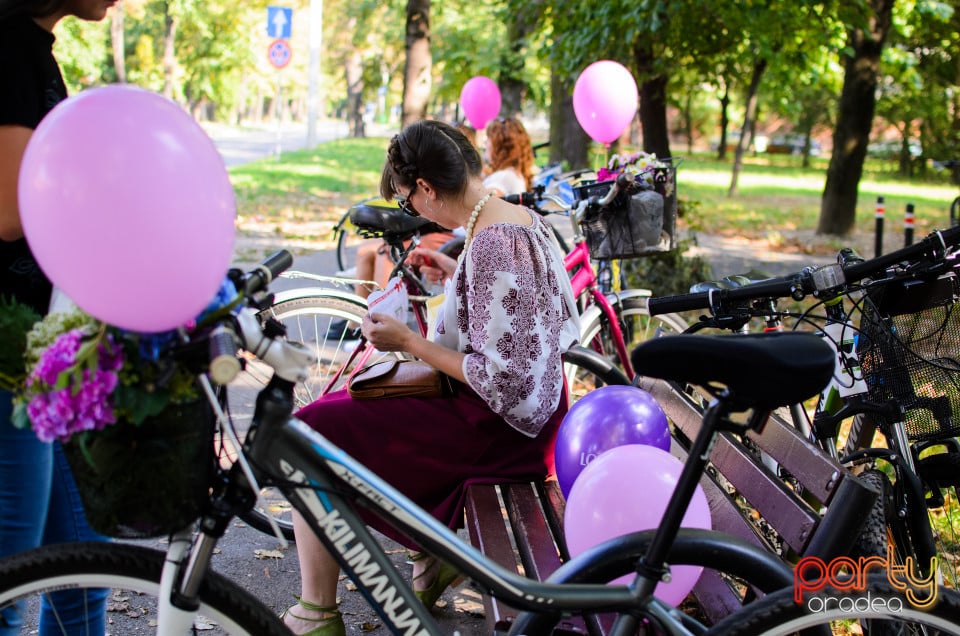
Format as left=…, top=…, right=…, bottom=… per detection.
left=433, top=209, right=580, bottom=437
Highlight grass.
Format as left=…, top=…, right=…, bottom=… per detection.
left=228, top=137, right=958, bottom=258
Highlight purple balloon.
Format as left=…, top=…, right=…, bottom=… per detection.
left=555, top=386, right=669, bottom=498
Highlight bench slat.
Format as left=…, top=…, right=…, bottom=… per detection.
left=464, top=484, right=518, bottom=631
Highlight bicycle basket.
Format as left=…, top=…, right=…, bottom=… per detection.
left=574, top=165, right=677, bottom=259
left=856, top=266, right=960, bottom=442
left=63, top=398, right=215, bottom=538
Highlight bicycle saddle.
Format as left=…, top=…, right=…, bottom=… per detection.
left=348, top=203, right=449, bottom=244
left=631, top=332, right=834, bottom=410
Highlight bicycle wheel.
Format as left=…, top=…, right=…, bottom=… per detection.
left=706, top=574, right=960, bottom=635
left=569, top=295, right=687, bottom=398
left=0, top=542, right=288, bottom=635
left=226, top=294, right=398, bottom=540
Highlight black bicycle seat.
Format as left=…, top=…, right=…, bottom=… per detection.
left=348, top=203, right=449, bottom=244
left=631, top=331, right=834, bottom=410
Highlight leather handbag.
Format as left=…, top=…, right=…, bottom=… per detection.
left=347, top=359, right=453, bottom=400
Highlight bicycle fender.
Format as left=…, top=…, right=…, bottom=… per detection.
left=578, top=287, right=654, bottom=329
left=270, top=287, right=369, bottom=308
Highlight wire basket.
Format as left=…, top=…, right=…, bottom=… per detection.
left=63, top=399, right=216, bottom=538
left=856, top=266, right=960, bottom=442
left=574, top=166, right=677, bottom=259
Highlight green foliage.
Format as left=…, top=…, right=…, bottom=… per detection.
left=0, top=297, right=41, bottom=392
left=623, top=235, right=713, bottom=297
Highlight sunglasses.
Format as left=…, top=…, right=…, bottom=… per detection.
left=397, top=182, right=419, bottom=217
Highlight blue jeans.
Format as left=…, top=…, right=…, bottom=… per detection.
left=0, top=390, right=108, bottom=635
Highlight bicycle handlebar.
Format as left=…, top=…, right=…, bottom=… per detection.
left=648, top=225, right=960, bottom=316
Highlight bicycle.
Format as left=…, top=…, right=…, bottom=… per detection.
left=649, top=224, right=960, bottom=591
left=5, top=250, right=956, bottom=635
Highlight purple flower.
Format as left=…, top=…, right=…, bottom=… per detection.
left=24, top=329, right=124, bottom=441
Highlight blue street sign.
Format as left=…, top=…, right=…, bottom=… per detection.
left=266, top=6, right=292, bottom=40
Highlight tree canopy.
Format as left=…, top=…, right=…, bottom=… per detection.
left=50, top=0, right=960, bottom=235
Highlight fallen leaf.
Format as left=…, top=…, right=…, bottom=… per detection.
left=358, top=621, right=380, bottom=631
left=254, top=549, right=284, bottom=559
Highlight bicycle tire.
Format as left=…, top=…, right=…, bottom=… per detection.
left=228, top=294, right=397, bottom=541
left=0, top=542, right=288, bottom=635
left=851, top=469, right=899, bottom=560
left=508, top=528, right=796, bottom=636
left=705, top=574, right=960, bottom=636
left=570, top=295, right=687, bottom=397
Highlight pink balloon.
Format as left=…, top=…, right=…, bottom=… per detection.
left=459, top=76, right=502, bottom=130
left=563, top=444, right=711, bottom=606
left=19, top=85, right=236, bottom=332
left=572, top=61, right=639, bottom=144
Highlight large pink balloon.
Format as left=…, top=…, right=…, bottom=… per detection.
left=459, top=76, right=501, bottom=130
left=563, top=444, right=711, bottom=606
left=572, top=61, right=639, bottom=144
left=19, top=85, right=235, bottom=332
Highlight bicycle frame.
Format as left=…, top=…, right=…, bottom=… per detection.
left=242, top=385, right=658, bottom=635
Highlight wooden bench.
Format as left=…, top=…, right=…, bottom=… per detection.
left=464, top=376, right=879, bottom=634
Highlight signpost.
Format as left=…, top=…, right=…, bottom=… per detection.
left=266, top=7, right=292, bottom=158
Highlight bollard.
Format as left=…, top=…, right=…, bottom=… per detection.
left=905, top=203, right=915, bottom=247
left=875, top=196, right=885, bottom=257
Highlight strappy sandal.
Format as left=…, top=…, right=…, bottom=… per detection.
left=409, top=551, right=465, bottom=610
left=279, top=596, right=346, bottom=636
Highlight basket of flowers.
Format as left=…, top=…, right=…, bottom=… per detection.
left=12, top=307, right=216, bottom=539
left=574, top=152, right=678, bottom=259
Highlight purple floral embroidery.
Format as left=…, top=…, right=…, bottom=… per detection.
left=451, top=212, right=578, bottom=436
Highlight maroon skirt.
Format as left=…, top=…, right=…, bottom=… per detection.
left=295, top=384, right=566, bottom=549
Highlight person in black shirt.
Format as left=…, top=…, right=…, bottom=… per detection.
left=0, top=1, right=115, bottom=634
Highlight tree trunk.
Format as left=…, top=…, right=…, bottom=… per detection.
left=728, top=57, right=767, bottom=196
left=549, top=71, right=588, bottom=171
left=817, top=0, right=895, bottom=236
left=718, top=85, right=730, bottom=160
left=161, top=1, right=177, bottom=101
left=401, top=0, right=431, bottom=127
left=498, top=2, right=542, bottom=118
left=345, top=49, right=365, bottom=138
left=633, top=42, right=670, bottom=159
left=110, top=0, right=125, bottom=83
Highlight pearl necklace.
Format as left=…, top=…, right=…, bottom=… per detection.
left=459, top=191, right=495, bottom=262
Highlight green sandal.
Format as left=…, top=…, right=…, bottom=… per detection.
left=410, top=551, right=465, bottom=610
left=279, top=596, right=346, bottom=636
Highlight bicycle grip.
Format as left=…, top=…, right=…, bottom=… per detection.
left=502, top=192, right=537, bottom=207
left=648, top=291, right=712, bottom=315
left=243, top=250, right=294, bottom=296
left=208, top=324, right=241, bottom=385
